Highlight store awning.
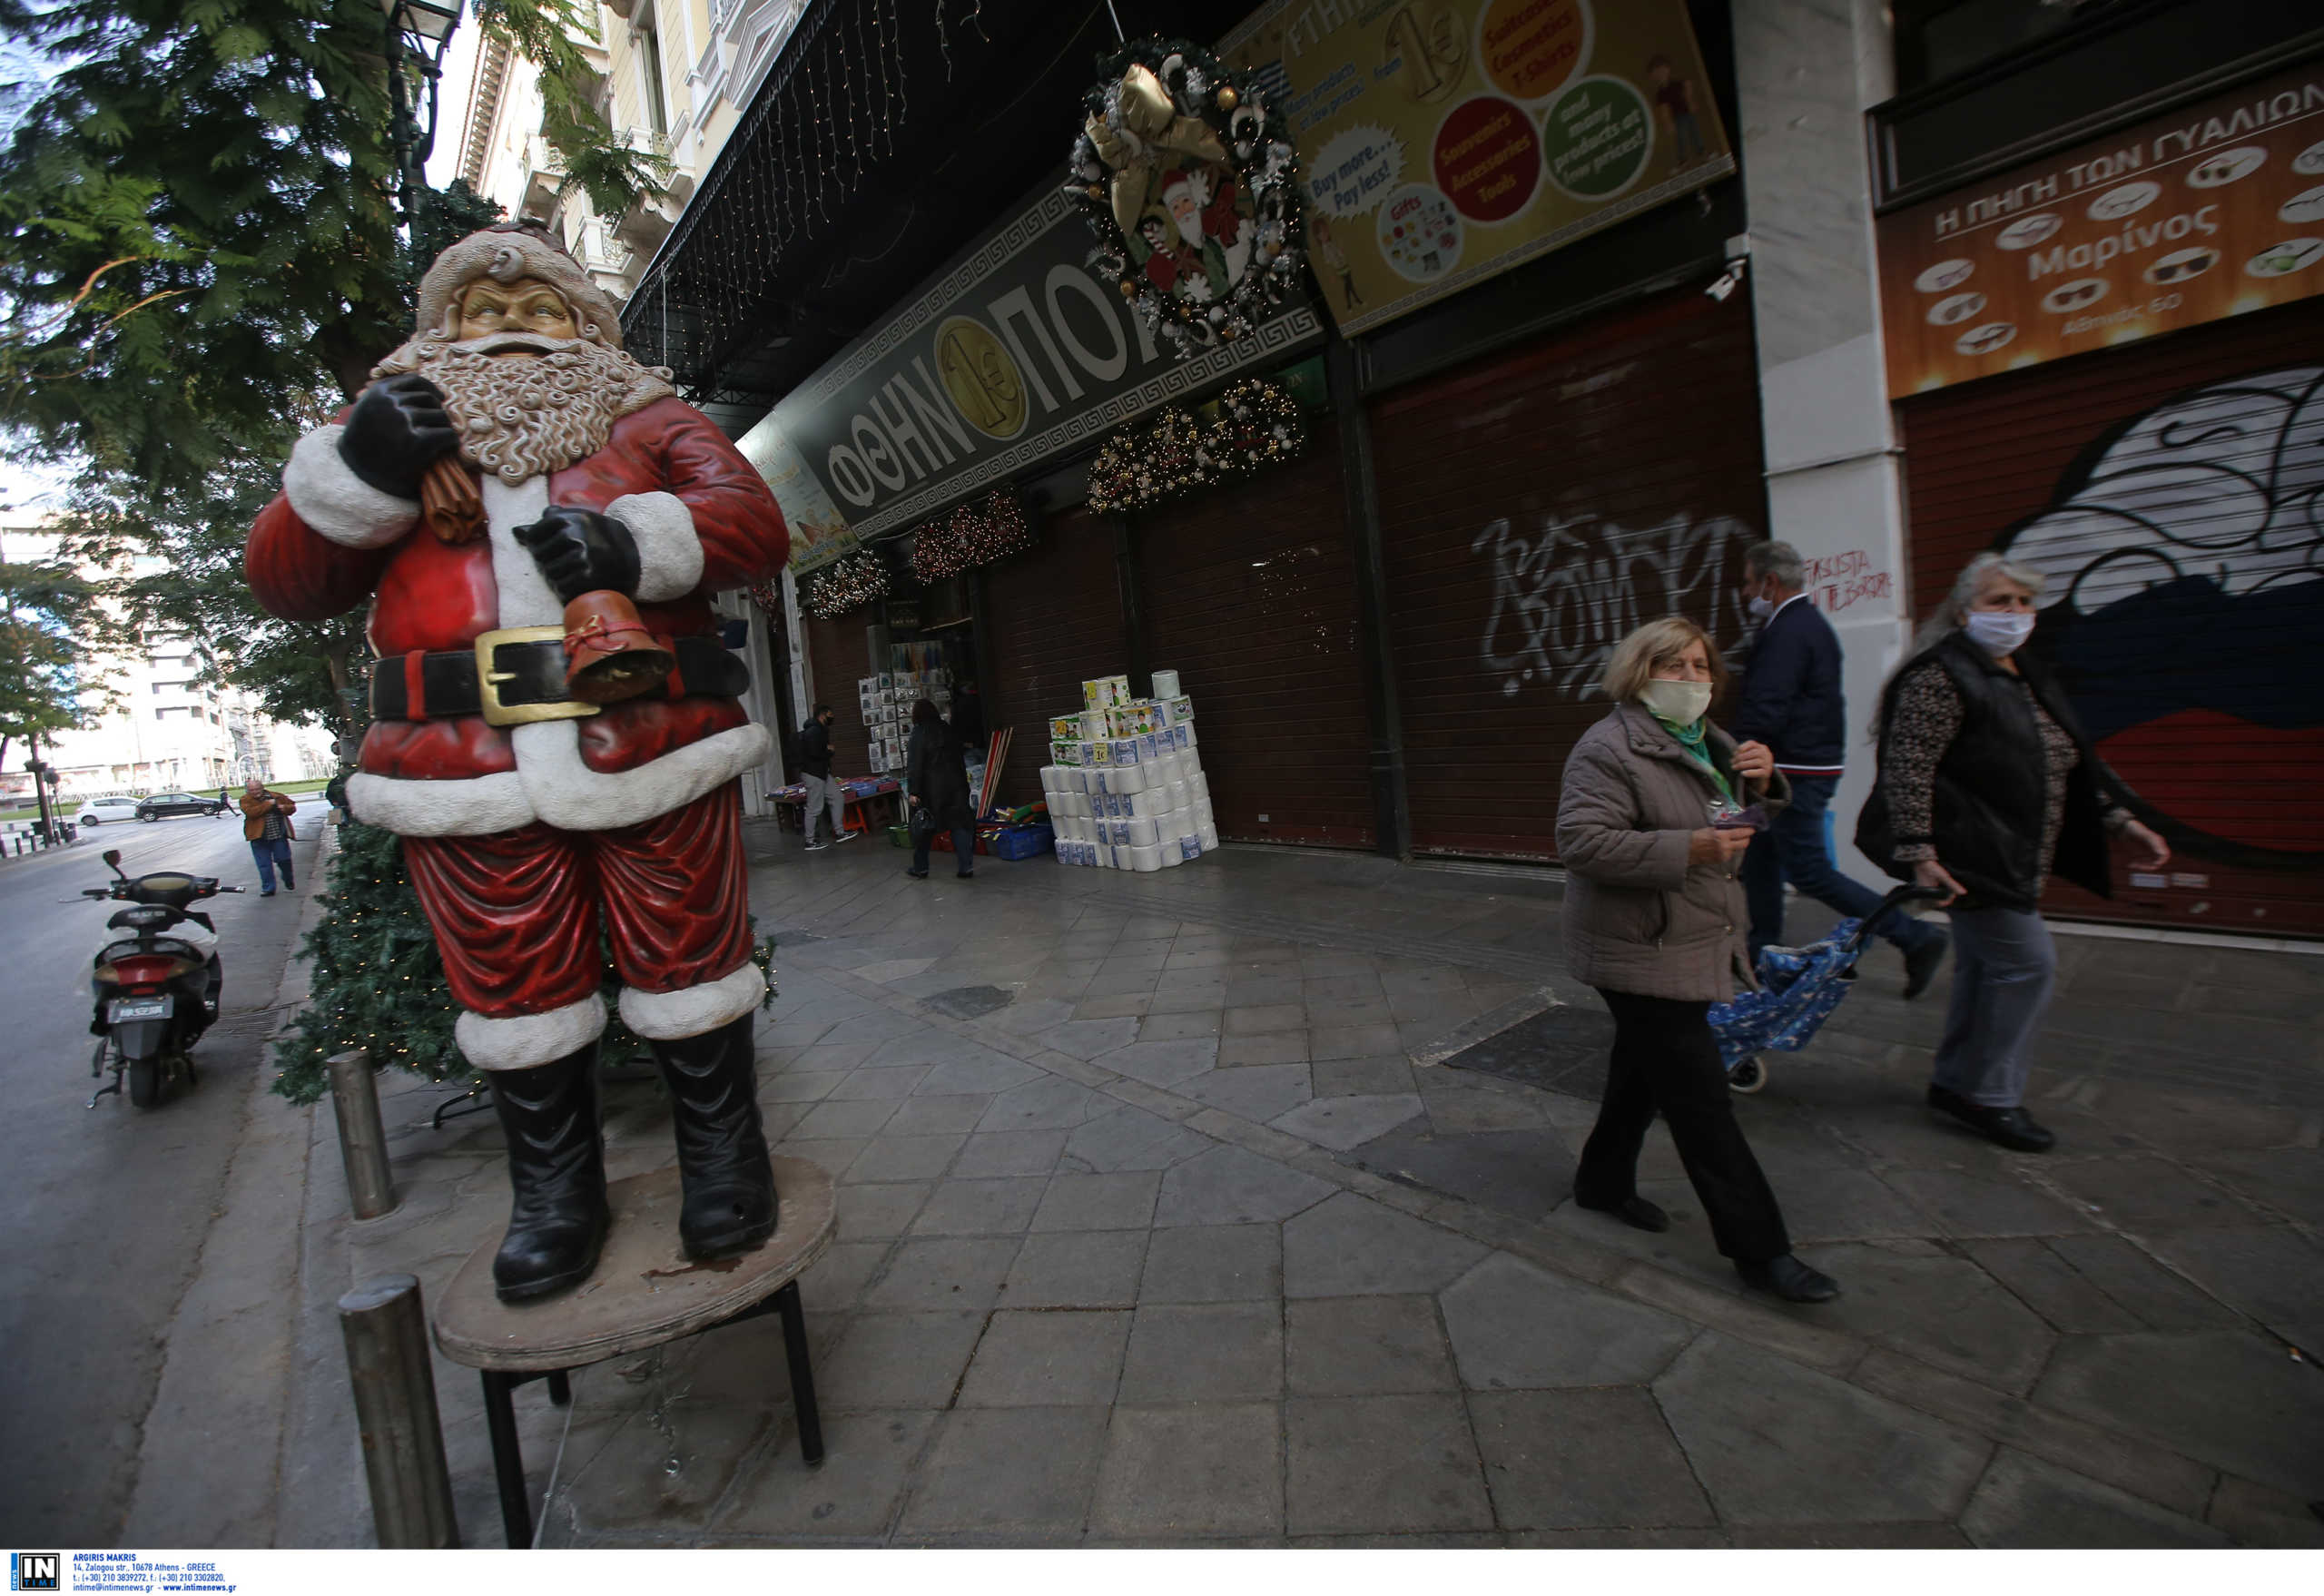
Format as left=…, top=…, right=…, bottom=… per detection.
left=619, top=0, right=1261, bottom=431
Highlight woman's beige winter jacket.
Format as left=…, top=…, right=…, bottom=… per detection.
left=1556, top=704, right=1788, bottom=1002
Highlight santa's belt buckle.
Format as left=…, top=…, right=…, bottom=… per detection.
left=473, top=626, right=603, bottom=727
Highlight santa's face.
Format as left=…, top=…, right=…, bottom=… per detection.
left=1166, top=189, right=1204, bottom=247
left=457, top=277, right=578, bottom=352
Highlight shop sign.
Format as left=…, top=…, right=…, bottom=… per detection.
left=745, top=183, right=1324, bottom=542
left=1876, top=58, right=2324, bottom=399
left=1218, top=0, right=1733, bottom=336
left=734, top=418, right=859, bottom=575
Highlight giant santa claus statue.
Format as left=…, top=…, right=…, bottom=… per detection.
left=248, top=225, right=791, bottom=1304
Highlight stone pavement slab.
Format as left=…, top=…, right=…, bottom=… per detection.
left=284, top=832, right=2324, bottom=1546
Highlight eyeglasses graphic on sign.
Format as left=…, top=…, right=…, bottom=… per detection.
left=2277, top=186, right=2324, bottom=225
left=1995, top=213, right=2063, bottom=250
left=2087, top=182, right=2160, bottom=222
left=1914, top=259, right=1974, bottom=293
left=2245, top=238, right=2324, bottom=278
left=2187, top=147, right=2267, bottom=188
left=2041, top=278, right=2110, bottom=314
left=2144, top=247, right=2219, bottom=285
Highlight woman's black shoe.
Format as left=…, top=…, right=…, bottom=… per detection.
left=1576, top=1194, right=1670, bottom=1233
left=652, top=1013, right=779, bottom=1260
left=1737, top=1254, right=1841, bottom=1303
left=488, top=1049, right=610, bottom=1303
left=1927, top=1085, right=2056, bottom=1151
left=905, top=867, right=929, bottom=879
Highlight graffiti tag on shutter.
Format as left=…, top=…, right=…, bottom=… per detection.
left=1472, top=512, right=1753, bottom=699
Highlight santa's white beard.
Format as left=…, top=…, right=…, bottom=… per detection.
left=370, top=331, right=675, bottom=484
left=1173, top=211, right=1205, bottom=249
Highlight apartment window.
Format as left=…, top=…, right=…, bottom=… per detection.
left=638, top=3, right=669, bottom=138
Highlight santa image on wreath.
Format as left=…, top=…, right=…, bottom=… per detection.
left=246, top=223, right=791, bottom=1304
left=1128, top=163, right=1255, bottom=305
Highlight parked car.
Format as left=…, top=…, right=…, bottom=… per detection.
left=135, top=792, right=230, bottom=822
left=74, top=796, right=142, bottom=828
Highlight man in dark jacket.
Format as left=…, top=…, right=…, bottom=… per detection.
left=1733, top=540, right=1946, bottom=995
left=795, top=705, right=852, bottom=850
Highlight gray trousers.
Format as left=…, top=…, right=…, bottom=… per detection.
left=1932, top=906, right=2057, bottom=1108
left=800, top=773, right=846, bottom=843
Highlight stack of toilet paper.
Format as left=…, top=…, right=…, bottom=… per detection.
left=1039, top=670, right=1216, bottom=870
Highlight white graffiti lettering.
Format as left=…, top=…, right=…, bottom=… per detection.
left=1472, top=512, right=1755, bottom=700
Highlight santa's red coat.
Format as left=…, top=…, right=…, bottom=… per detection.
left=247, top=395, right=790, bottom=839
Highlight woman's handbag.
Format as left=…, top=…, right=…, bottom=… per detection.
left=908, top=802, right=935, bottom=846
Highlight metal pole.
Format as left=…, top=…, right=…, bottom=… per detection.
left=338, top=1275, right=460, bottom=1548
left=329, top=1049, right=399, bottom=1220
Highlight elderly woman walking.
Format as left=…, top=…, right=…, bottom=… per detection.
left=904, top=698, right=977, bottom=881
left=1858, top=551, right=2169, bottom=1152
left=1559, top=617, right=1837, bottom=1303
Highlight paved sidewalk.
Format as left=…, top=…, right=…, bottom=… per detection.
left=296, top=829, right=2324, bottom=1547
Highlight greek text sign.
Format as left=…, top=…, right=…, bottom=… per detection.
left=743, top=184, right=1322, bottom=541
left=1876, top=59, right=2324, bottom=398
left=1220, top=0, right=1733, bottom=336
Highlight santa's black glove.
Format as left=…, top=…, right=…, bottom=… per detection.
left=338, top=373, right=457, bottom=499
left=514, top=507, right=641, bottom=605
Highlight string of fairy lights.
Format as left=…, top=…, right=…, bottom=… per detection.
left=910, top=489, right=1032, bottom=584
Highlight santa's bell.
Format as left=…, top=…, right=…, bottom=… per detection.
left=563, top=590, right=676, bottom=705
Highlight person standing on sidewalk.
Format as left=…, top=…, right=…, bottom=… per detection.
left=904, top=698, right=976, bottom=881
left=1558, top=617, right=1838, bottom=1304
left=1733, top=539, right=1948, bottom=995
left=1858, top=551, right=2171, bottom=1152
left=239, top=777, right=298, bottom=896
left=795, top=704, right=853, bottom=851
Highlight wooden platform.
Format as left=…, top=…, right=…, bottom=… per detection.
left=432, top=1156, right=834, bottom=1374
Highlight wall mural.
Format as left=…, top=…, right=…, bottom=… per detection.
left=2000, top=362, right=2323, bottom=869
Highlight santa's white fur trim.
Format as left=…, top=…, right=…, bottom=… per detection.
left=283, top=426, right=419, bottom=548
left=512, top=719, right=771, bottom=832
left=345, top=770, right=536, bottom=837
left=482, top=476, right=563, bottom=628
left=456, top=992, right=607, bottom=1072
left=608, top=491, right=704, bottom=603
left=618, top=961, right=765, bottom=1041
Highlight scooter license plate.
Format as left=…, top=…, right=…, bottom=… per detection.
left=109, top=996, right=172, bottom=1023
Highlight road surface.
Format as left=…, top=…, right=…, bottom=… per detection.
left=0, top=803, right=320, bottom=1545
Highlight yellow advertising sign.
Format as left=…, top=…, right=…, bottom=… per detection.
left=1876, top=60, right=2324, bottom=399
left=734, top=418, right=859, bottom=575
left=1221, top=0, right=1734, bottom=335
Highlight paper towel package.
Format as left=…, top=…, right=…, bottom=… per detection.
left=1150, top=668, right=1182, bottom=698
left=1124, top=816, right=1159, bottom=847
left=1167, top=695, right=1195, bottom=724
left=1190, top=772, right=1211, bottom=804
left=1049, top=716, right=1081, bottom=740
left=1108, top=764, right=1149, bottom=796
left=1197, top=821, right=1219, bottom=851
left=1194, top=798, right=1216, bottom=831
left=1046, top=674, right=1212, bottom=870
left=1164, top=778, right=1189, bottom=812
left=1130, top=843, right=1162, bottom=872
left=1179, top=832, right=1203, bottom=862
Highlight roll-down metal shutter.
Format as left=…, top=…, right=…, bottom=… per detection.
left=1897, top=296, right=2324, bottom=935
left=980, top=507, right=1128, bottom=809
left=803, top=611, right=873, bottom=776
left=1369, top=287, right=1768, bottom=858
left=1134, top=437, right=1374, bottom=849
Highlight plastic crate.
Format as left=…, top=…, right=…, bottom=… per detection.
left=990, top=825, right=1055, bottom=862
left=888, top=823, right=911, bottom=848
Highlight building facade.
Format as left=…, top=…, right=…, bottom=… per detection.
left=623, top=0, right=2323, bottom=938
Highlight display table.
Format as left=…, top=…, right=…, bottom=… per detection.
left=431, top=1157, right=835, bottom=1547
left=770, top=774, right=901, bottom=836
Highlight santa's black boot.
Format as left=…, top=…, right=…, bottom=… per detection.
left=487, top=1047, right=610, bottom=1303
left=652, top=1013, right=779, bottom=1259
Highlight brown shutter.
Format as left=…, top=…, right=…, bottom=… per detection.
left=1369, top=287, right=1768, bottom=858
left=980, top=507, right=1128, bottom=808
left=1897, top=295, right=2324, bottom=936
left=804, top=611, right=872, bottom=776
left=1133, top=437, right=1374, bottom=848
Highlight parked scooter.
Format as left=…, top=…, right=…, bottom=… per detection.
left=78, top=848, right=241, bottom=1108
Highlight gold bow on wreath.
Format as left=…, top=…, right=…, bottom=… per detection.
left=1086, top=63, right=1230, bottom=236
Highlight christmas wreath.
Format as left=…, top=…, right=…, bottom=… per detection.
left=1088, top=378, right=1305, bottom=515
left=911, top=489, right=1032, bottom=584
left=803, top=547, right=891, bottom=619
left=1066, top=37, right=1305, bottom=359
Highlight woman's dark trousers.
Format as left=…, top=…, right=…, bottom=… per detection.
left=912, top=824, right=975, bottom=875
left=1573, top=989, right=1791, bottom=1262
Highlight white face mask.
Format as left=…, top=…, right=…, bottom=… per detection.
left=1964, top=609, right=2035, bottom=656
left=1639, top=678, right=1713, bottom=726
left=1747, top=594, right=1775, bottom=622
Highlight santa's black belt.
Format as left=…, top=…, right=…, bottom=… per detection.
left=369, top=627, right=750, bottom=728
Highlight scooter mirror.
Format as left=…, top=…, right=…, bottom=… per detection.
left=103, top=848, right=123, bottom=870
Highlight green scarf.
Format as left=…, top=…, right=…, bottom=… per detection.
left=1650, top=711, right=1736, bottom=803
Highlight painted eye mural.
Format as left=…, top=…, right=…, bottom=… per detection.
left=1997, top=364, right=2324, bottom=871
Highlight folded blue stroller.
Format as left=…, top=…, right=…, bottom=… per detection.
left=1709, top=885, right=1943, bottom=1094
